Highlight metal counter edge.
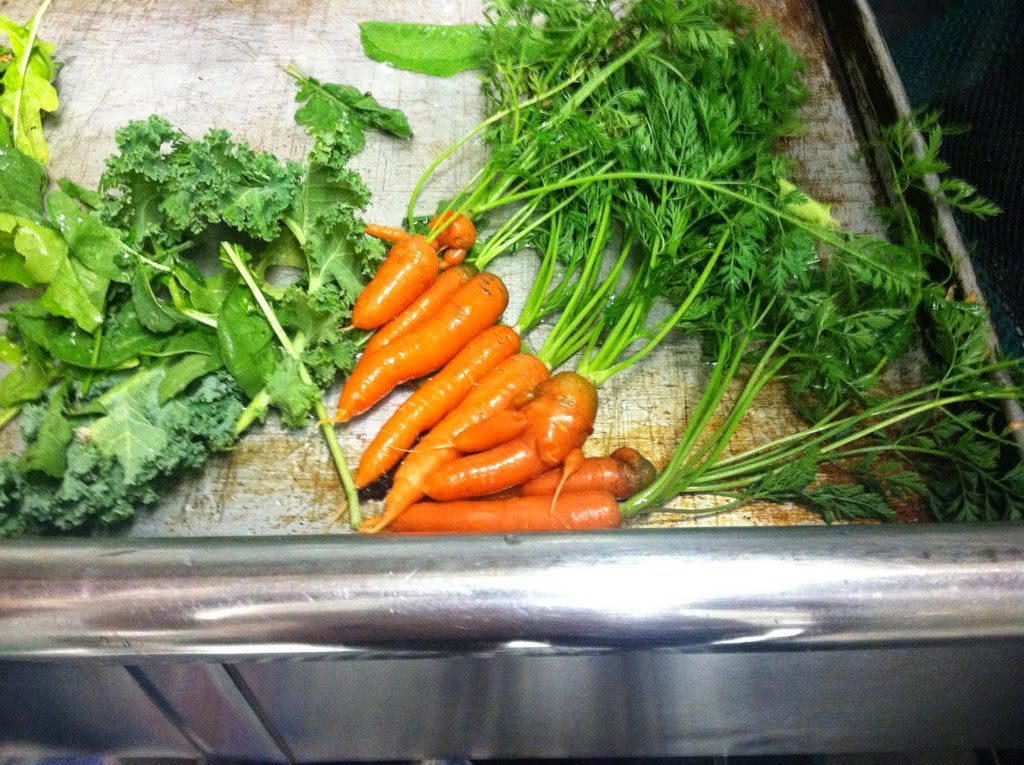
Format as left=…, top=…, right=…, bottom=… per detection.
left=0, top=524, right=1021, bottom=660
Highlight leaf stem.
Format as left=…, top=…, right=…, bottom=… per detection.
left=10, top=0, right=54, bottom=150
left=222, top=242, right=361, bottom=526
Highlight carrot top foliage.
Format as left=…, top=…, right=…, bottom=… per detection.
left=368, top=0, right=1023, bottom=522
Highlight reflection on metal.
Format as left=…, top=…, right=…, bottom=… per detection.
left=0, top=526, right=1021, bottom=659
left=234, top=644, right=1024, bottom=758
left=0, top=663, right=196, bottom=757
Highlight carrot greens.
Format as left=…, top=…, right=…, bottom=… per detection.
left=386, top=0, right=1023, bottom=522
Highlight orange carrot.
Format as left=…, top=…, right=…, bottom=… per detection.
left=425, top=432, right=546, bottom=501
left=430, top=212, right=475, bottom=272
left=523, top=372, right=599, bottom=464
left=352, top=234, right=438, bottom=330
left=364, top=264, right=477, bottom=356
left=363, top=353, right=550, bottom=533
left=422, top=371, right=598, bottom=500
left=355, top=325, right=520, bottom=487
left=452, top=410, right=530, bottom=452
left=389, top=490, right=621, bottom=533
left=336, top=273, right=509, bottom=421
left=429, top=211, right=476, bottom=251
left=439, top=248, right=467, bottom=271
left=365, top=223, right=425, bottom=247
left=520, top=447, right=657, bottom=499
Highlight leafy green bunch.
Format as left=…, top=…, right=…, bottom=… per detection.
left=0, top=3, right=410, bottom=535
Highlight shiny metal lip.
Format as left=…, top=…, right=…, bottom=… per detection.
left=1, top=524, right=1022, bottom=660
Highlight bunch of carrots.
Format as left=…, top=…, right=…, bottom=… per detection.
left=331, top=212, right=656, bottom=534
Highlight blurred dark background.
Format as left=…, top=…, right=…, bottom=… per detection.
left=868, top=0, right=1024, bottom=356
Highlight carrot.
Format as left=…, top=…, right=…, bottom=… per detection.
left=524, top=371, right=598, bottom=464
left=352, top=234, right=439, bottom=330
left=364, top=264, right=477, bottom=356
left=439, top=248, right=467, bottom=271
left=429, top=211, right=476, bottom=251
left=362, top=353, right=550, bottom=533
left=365, top=223, right=427, bottom=247
left=430, top=212, right=475, bottom=272
left=419, top=371, right=597, bottom=500
left=335, top=273, right=510, bottom=421
left=355, top=325, right=520, bottom=487
left=452, top=410, right=530, bottom=452
left=425, top=432, right=546, bottom=501
left=547, top=447, right=586, bottom=512
left=520, top=447, right=657, bottom=499
left=389, top=490, right=621, bottom=533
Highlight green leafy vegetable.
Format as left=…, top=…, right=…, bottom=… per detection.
left=216, top=281, right=278, bottom=398
left=0, top=371, right=244, bottom=536
left=0, top=2, right=58, bottom=164
left=360, top=22, right=487, bottom=77
left=19, top=381, right=70, bottom=477
left=402, top=0, right=1022, bottom=524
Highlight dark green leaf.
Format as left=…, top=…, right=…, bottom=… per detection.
left=46, top=190, right=132, bottom=283
left=216, top=281, right=278, bottom=397
left=146, top=329, right=218, bottom=358
left=20, top=382, right=71, bottom=478
left=158, top=351, right=223, bottom=403
left=131, top=267, right=187, bottom=333
left=9, top=302, right=162, bottom=369
left=78, top=368, right=170, bottom=484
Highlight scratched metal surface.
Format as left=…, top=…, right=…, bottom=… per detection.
left=0, top=0, right=917, bottom=534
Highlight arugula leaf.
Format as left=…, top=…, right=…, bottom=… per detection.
left=38, top=254, right=108, bottom=333
left=0, top=11, right=58, bottom=164
left=216, top=281, right=278, bottom=397
left=57, top=178, right=104, bottom=210
left=0, top=211, right=63, bottom=285
left=0, top=355, right=49, bottom=407
left=20, top=381, right=71, bottom=478
left=359, top=22, right=486, bottom=77
left=0, top=208, right=110, bottom=332
left=0, top=145, right=47, bottom=214
left=46, top=190, right=132, bottom=283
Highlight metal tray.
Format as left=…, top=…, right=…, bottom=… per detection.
left=1, top=0, right=1022, bottom=759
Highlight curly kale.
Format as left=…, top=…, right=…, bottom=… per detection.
left=0, top=370, right=243, bottom=536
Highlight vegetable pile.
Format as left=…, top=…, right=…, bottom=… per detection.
left=1, top=0, right=1022, bottom=537
left=347, top=0, right=1024, bottom=531
left=0, top=3, right=413, bottom=534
